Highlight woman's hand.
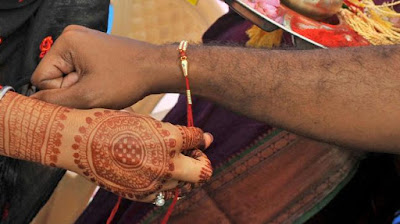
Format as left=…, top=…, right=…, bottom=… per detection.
left=71, top=109, right=213, bottom=202
left=0, top=92, right=213, bottom=203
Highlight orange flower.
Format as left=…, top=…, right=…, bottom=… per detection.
left=39, top=36, right=53, bottom=58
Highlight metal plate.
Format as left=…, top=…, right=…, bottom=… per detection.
left=225, top=0, right=370, bottom=48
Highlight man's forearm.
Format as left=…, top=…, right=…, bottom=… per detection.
left=157, top=44, right=400, bottom=153
left=29, top=26, right=400, bottom=153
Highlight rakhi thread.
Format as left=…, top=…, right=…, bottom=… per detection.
left=177, top=40, right=194, bottom=127
left=106, top=196, right=122, bottom=224
left=161, top=40, right=194, bottom=224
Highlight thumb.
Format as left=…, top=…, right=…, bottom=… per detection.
left=30, top=84, right=93, bottom=109
left=31, top=35, right=76, bottom=90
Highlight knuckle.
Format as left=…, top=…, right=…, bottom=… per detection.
left=193, top=127, right=204, bottom=134
left=190, top=127, right=205, bottom=145
left=165, top=124, right=181, bottom=140
left=169, top=131, right=180, bottom=142
left=60, top=25, right=87, bottom=44
left=188, top=127, right=203, bottom=137
left=62, top=25, right=86, bottom=34
left=175, top=125, right=187, bottom=137
left=31, top=69, right=47, bottom=88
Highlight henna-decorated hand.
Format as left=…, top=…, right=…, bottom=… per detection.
left=0, top=92, right=213, bottom=202
left=31, top=25, right=179, bottom=110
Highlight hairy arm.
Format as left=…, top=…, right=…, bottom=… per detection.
left=155, top=44, right=400, bottom=153
left=0, top=91, right=211, bottom=201
left=30, top=26, right=400, bottom=153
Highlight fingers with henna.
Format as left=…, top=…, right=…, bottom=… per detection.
left=169, top=126, right=213, bottom=183
left=177, top=126, right=213, bottom=151
left=171, top=150, right=213, bottom=184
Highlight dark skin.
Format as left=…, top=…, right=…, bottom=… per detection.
left=31, top=25, right=400, bottom=154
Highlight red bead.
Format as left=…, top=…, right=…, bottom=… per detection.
left=179, top=51, right=186, bottom=57
left=0, top=37, right=2, bottom=45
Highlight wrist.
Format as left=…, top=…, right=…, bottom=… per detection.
left=147, top=44, right=186, bottom=95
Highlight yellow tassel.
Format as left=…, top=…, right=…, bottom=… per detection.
left=246, top=25, right=283, bottom=48
left=340, top=0, right=400, bottom=45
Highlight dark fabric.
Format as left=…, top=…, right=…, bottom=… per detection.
left=202, top=10, right=252, bottom=45
left=0, top=0, right=43, bottom=88
left=0, top=1, right=109, bottom=223
left=307, top=154, right=400, bottom=224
